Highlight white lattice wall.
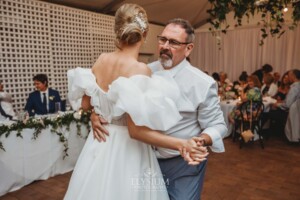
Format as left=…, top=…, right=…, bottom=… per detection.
left=0, top=0, right=116, bottom=111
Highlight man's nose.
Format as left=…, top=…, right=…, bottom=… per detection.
left=162, top=40, right=171, bottom=49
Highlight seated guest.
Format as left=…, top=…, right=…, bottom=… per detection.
left=219, top=72, right=232, bottom=96
left=0, top=81, right=16, bottom=120
left=273, top=72, right=281, bottom=87
left=241, top=75, right=262, bottom=101
left=212, top=72, right=220, bottom=87
left=228, top=75, right=262, bottom=124
left=261, top=73, right=278, bottom=97
left=268, top=69, right=300, bottom=134
left=212, top=72, right=220, bottom=82
left=25, top=74, right=61, bottom=116
left=238, top=71, right=248, bottom=85
left=252, top=63, right=273, bottom=84
left=273, top=72, right=290, bottom=102
left=220, top=71, right=231, bottom=85
left=233, top=71, right=248, bottom=95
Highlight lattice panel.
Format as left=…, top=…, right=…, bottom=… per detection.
left=0, top=0, right=51, bottom=112
left=49, top=5, right=93, bottom=100
left=0, top=0, right=116, bottom=112
left=90, top=12, right=115, bottom=62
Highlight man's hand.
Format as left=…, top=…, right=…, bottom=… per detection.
left=179, top=137, right=209, bottom=165
left=90, top=112, right=109, bottom=142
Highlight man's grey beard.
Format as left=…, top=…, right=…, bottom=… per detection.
left=158, top=57, right=173, bottom=69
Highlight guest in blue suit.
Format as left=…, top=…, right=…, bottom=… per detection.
left=25, top=74, right=61, bottom=116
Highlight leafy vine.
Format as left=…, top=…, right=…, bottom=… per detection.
left=207, top=0, right=300, bottom=45
left=0, top=111, right=91, bottom=159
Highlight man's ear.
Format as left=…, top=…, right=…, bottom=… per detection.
left=185, top=43, right=194, bottom=57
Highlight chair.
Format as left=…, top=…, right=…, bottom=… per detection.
left=237, top=100, right=265, bottom=148
left=231, top=117, right=241, bottom=142
left=285, top=99, right=300, bottom=142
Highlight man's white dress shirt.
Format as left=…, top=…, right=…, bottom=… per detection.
left=40, top=89, right=49, bottom=111
left=148, top=59, right=227, bottom=158
left=279, top=82, right=300, bottom=110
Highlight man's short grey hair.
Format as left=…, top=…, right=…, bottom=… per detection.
left=166, top=18, right=195, bottom=43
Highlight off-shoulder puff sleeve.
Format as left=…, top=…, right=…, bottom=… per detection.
left=107, top=72, right=182, bottom=131
left=67, top=68, right=99, bottom=110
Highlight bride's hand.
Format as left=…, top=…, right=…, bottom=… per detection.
left=90, top=112, right=109, bottom=142
left=179, top=137, right=209, bottom=165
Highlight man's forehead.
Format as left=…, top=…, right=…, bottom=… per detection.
left=162, top=24, right=185, bottom=36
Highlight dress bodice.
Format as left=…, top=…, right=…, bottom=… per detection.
left=92, top=88, right=127, bottom=126
left=68, top=68, right=182, bottom=131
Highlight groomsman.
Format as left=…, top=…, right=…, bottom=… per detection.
left=25, top=74, right=61, bottom=116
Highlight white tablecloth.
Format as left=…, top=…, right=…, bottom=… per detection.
left=220, top=100, right=239, bottom=137
left=0, top=122, right=89, bottom=196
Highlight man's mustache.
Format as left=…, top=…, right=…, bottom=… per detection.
left=159, top=49, right=172, bottom=59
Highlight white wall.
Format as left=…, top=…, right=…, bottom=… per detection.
left=190, top=7, right=298, bottom=81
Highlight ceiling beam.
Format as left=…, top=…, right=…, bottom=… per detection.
left=194, top=18, right=210, bottom=29
left=149, top=20, right=165, bottom=27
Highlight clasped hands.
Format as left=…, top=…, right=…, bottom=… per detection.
left=179, top=137, right=209, bottom=166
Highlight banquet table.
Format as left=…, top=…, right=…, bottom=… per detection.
left=220, top=99, right=239, bottom=137
left=220, top=97, right=276, bottom=137
left=0, top=121, right=89, bottom=196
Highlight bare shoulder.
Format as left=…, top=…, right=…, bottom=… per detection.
left=130, top=62, right=151, bottom=77
left=92, top=53, right=107, bottom=72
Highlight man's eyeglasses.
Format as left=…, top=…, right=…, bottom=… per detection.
left=157, top=36, right=191, bottom=49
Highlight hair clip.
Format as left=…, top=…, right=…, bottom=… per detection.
left=133, top=13, right=147, bottom=32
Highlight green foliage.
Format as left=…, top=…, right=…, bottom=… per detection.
left=207, top=0, right=300, bottom=45
left=0, top=111, right=91, bottom=158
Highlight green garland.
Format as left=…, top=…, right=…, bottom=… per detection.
left=207, top=0, right=300, bottom=45
left=0, top=111, right=91, bottom=159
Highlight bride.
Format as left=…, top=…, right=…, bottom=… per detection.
left=64, top=4, right=207, bottom=200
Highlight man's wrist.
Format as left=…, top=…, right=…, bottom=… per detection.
left=199, top=133, right=212, bottom=146
left=198, top=136, right=207, bottom=146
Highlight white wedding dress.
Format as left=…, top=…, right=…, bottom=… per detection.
left=64, top=68, right=182, bottom=200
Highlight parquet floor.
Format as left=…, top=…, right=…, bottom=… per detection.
left=1, top=135, right=300, bottom=200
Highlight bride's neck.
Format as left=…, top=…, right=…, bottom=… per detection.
left=118, top=42, right=142, bottom=59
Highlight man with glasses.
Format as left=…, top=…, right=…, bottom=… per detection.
left=148, top=18, right=226, bottom=200
left=91, top=18, right=227, bottom=200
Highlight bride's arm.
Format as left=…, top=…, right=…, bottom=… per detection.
left=81, top=95, right=109, bottom=142
left=127, top=115, right=208, bottom=164
left=81, top=95, right=92, bottom=111
left=127, top=114, right=184, bottom=150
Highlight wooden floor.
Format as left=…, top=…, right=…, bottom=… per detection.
left=1, top=135, right=300, bottom=200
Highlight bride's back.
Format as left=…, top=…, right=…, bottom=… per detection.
left=92, top=51, right=148, bottom=92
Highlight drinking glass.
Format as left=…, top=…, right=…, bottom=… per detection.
left=55, top=102, right=61, bottom=113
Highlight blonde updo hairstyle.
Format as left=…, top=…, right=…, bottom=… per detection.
left=114, top=4, right=149, bottom=49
